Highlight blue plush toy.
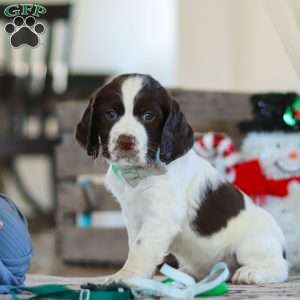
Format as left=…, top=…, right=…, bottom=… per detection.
left=0, top=194, right=32, bottom=293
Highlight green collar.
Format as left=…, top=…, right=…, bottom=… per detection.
left=111, top=150, right=167, bottom=187
left=111, top=164, right=124, bottom=179
left=111, top=161, right=167, bottom=188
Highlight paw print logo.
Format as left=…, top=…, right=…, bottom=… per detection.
left=4, top=16, right=45, bottom=48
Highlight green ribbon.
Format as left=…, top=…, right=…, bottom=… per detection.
left=10, top=283, right=133, bottom=300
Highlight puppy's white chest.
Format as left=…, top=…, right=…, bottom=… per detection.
left=120, top=187, right=156, bottom=244
left=122, top=189, right=149, bottom=218
left=106, top=172, right=151, bottom=222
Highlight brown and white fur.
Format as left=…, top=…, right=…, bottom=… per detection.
left=75, top=73, right=288, bottom=284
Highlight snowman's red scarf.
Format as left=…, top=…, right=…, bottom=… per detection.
left=234, top=159, right=300, bottom=205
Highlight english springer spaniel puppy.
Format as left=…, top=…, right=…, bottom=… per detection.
left=75, top=73, right=288, bottom=284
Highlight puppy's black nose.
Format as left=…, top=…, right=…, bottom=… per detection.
left=117, top=134, right=136, bottom=151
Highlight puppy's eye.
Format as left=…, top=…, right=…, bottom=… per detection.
left=142, top=112, right=155, bottom=123
left=104, top=109, right=118, bottom=121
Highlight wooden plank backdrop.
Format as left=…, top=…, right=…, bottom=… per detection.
left=57, top=227, right=128, bottom=263
left=56, top=89, right=253, bottom=265
left=56, top=133, right=108, bottom=179
left=58, top=183, right=118, bottom=214
left=57, top=90, right=252, bottom=132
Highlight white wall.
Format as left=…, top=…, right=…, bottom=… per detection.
left=34, top=0, right=300, bottom=91
left=176, top=0, right=236, bottom=90
left=3, top=0, right=299, bottom=91
left=176, top=0, right=300, bottom=92
left=233, top=0, right=300, bottom=92
left=70, top=0, right=177, bottom=86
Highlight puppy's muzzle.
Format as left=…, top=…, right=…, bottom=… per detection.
left=117, top=134, right=136, bottom=152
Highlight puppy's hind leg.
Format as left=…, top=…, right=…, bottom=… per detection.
left=232, top=235, right=288, bottom=284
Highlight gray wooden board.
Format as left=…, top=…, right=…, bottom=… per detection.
left=58, top=182, right=119, bottom=214
left=56, top=90, right=252, bottom=178
left=170, top=89, right=252, bottom=127
left=57, top=90, right=252, bottom=131
left=55, top=90, right=252, bottom=264
left=57, top=100, right=88, bottom=132
left=4, top=274, right=300, bottom=299
left=56, top=132, right=108, bottom=178
left=57, top=227, right=128, bottom=263
left=56, top=122, right=246, bottom=179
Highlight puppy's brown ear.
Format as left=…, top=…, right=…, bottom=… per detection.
left=160, top=98, right=194, bottom=164
left=75, top=96, right=100, bottom=159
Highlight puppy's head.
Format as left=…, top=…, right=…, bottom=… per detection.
left=75, top=74, right=194, bottom=166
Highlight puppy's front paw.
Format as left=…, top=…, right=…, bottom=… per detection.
left=232, top=266, right=267, bottom=284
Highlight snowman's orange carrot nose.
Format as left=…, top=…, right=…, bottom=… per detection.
left=289, top=150, right=299, bottom=159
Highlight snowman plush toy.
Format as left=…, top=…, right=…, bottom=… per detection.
left=195, top=93, right=300, bottom=268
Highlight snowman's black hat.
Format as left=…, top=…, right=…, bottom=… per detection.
left=239, top=92, right=300, bottom=133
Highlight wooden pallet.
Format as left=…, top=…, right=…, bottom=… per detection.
left=55, top=89, right=252, bottom=264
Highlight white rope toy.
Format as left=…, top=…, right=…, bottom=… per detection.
left=125, top=262, right=230, bottom=300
